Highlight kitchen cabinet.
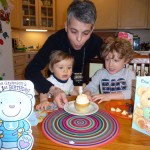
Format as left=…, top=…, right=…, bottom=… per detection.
left=21, top=0, right=55, bottom=30
left=148, top=0, right=150, bottom=29
left=26, top=51, right=37, bottom=65
left=10, top=0, right=21, bottom=29
left=92, top=0, right=118, bottom=29
left=13, top=51, right=48, bottom=80
left=55, top=0, right=72, bottom=30
left=56, top=0, right=150, bottom=30
left=118, top=0, right=149, bottom=29
left=11, top=0, right=150, bottom=30
left=92, top=0, right=150, bottom=29
left=13, top=52, right=26, bottom=80
left=10, top=0, right=56, bottom=30
left=55, top=0, right=118, bottom=30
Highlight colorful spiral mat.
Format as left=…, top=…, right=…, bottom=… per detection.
left=42, top=109, right=120, bottom=148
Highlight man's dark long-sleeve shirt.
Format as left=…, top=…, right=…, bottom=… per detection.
left=25, top=29, right=103, bottom=93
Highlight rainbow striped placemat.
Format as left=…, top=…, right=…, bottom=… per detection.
left=42, top=109, right=120, bottom=148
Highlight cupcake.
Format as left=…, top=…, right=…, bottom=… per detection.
left=74, top=94, right=90, bottom=113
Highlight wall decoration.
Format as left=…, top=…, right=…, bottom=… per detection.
left=3, top=31, right=8, bottom=39
left=0, top=0, right=13, bottom=23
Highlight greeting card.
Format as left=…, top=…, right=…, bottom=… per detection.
left=0, top=80, right=35, bottom=149
left=132, top=76, right=150, bottom=136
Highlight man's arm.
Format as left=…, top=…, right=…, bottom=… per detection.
left=25, top=36, right=55, bottom=93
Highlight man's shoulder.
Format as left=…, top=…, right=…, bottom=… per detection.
left=55, top=29, right=66, bottom=35
left=91, top=33, right=103, bottom=42
left=46, top=29, right=67, bottom=46
left=49, top=29, right=66, bottom=39
left=86, top=33, right=103, bottom=49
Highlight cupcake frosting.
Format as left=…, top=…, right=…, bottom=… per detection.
left=76, top=94, right=89, bottom=104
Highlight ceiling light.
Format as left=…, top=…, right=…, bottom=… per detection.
left=26, top=29, right=48, bottom=32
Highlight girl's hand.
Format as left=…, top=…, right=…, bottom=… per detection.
left=92, top=92, right=124, bottom=103
left=92, top=94, right=111, bottom=103
left=36, top=100, right=52, bottom=110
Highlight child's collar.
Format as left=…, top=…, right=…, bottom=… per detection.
left=52, top=74, right=68, bottom=83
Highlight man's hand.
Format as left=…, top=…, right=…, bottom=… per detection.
left=49, top=86, right=68, bottom=108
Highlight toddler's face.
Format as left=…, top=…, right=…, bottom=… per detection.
left=51, top=58, right=73, bottom=81
left=104, top=51, right=128, bottom=75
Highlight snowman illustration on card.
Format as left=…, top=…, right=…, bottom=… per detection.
left=0, top=80, right=35, bottom=150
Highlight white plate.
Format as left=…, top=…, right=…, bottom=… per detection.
left=134, top=51, right=150, bottom=55
left=64, top=101, right=99, bottom=116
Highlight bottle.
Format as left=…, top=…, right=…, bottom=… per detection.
left=133, top=35, right=140, bottom=51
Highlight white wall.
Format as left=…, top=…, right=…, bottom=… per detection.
left=12, top=29, right=150, bottom=49
left=11, top=29, right=55, bottom=49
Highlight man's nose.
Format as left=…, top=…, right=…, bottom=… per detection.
left=76, top=34, right=82, bottom=42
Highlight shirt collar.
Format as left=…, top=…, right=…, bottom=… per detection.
left=52, top=74, right=68, bottom=83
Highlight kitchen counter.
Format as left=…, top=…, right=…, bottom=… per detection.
left=13, top=51, right=38, bottom=63
left=13, top=51, right=26, bottom=56
left=13, top=51, right=38, bottom=80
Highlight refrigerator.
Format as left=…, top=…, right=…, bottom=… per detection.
left=0, top=0, right=14, bottom=80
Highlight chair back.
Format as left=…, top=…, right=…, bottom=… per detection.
left=125, top=57, right=150, bottom=76
left=85, top=54, right=150, bottom=84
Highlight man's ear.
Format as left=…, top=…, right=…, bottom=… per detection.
left=91, top=25, right=94, bottom=32
left=65, top=21, right=67, bottom=32
left=49, top=65, right=53, bottom=73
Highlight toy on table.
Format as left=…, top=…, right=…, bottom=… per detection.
left=35, top=102, right=58, bottom=123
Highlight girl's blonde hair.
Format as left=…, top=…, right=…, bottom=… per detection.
left=49, top=50, right=74, bottom=70
left=101, top=37, right=134, bottom=62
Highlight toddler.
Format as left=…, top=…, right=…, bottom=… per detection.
left=36, top=50, right=78, bottom=110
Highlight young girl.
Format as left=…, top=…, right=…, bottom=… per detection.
left=83, top=37, right=136, bottom=103
left=36, top=50, right=78, bottom=110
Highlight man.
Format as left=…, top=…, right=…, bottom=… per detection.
left=25, top=0, right=103, bottom=108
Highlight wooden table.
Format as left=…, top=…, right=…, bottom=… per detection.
left=32, top=96, right=150, bottom=150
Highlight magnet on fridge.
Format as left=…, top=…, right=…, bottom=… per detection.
left=0, top=39, right=3, bottom=45
left=0, top=21, right=3, bottom=33
left=3, top=32, right=9, bottom=39
left=0, top=48, right=3, bottom=57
